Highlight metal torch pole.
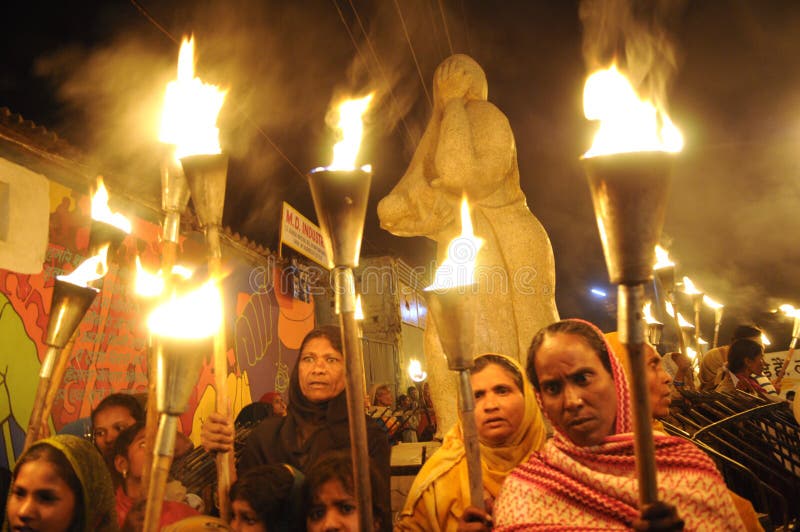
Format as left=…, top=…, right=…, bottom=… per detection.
left=207, top=224, right=234, bottom=521
left=24, top=346, right=61, bottom=450
left=712, top=308, right=723, bottom=349
left=143, top=414, right=178, bottom=532
left=457, top=370, right=484, bottom=509
left=334, top=267, right=374, bottom=532
left=618, top=284, right=658, bottom=506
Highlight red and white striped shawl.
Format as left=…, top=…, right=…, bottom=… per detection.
left=494, top=319, right=746, bottom=531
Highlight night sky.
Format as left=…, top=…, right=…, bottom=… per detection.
left=4, top=0, right=800, bottom=346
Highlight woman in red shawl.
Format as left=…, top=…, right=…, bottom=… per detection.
left=494, top=319, right=746, bottom=531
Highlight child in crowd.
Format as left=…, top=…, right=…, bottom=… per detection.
left=229, top=463, right=304, bottom=532
left=304, top=451, right=388, bottom=532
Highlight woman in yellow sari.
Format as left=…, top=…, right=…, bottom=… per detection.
left=396, top=353, right=547, bottom=531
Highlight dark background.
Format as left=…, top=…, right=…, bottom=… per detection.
left=3, top=0, right=800, bottom=346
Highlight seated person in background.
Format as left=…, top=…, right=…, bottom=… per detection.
left=395, top=394, right=420, bottom=443
left=259, top=392, right=287, bottom=417
left=304, top=450, right=388, bottom=532
left=716, top=339, right=781, bottom=401
left=92, top=392, right=144, bottom=461
left=407, top=386, right=421, bottom=410
left=6, top=434, right=117, bottom=532
left=369, top=385, right=401, bottom=441
left=397, top=353, right=547, bottom=532
left=494, top=319, right=746, bottom=531
left=235, top=402, right=274, bottom=427
left=113, top=422, right=198, bottom=528
left=700, top=325, right=763, bottom=391
left=229, top=464, right=305, bottom=532
left=201, top=326, right=391, bottom=531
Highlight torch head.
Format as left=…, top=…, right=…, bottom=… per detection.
left=426, top=287, right=477, bottom=370
left=45, top=280, right=99, bottom=348
left=180, top=153, right=229, bottom=228
left=308, top=168, right=372, bottom=268
left=655, top=266, right=676, bottom=295
left=583, top=151, right=674, bottom=285
left=646, top=321, right=664, bottom=347
left=155, top=336, right=211, bottom=415
left=161, top=158, right=191, bottom=214
left=88, top=220, right=128, bottom=258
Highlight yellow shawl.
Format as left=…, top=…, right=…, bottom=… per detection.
left=396, top=353, right=546, bottom=531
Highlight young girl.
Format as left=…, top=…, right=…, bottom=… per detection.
left=304, top=451, right=387, bottom=532
left=6, top=435, right=118, bottom=532
left=112, top=422, right=197, bottom=528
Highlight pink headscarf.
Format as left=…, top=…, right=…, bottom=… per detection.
left=494, top=319, right=746, bottom=531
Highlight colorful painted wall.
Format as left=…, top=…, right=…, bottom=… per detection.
left=0, top=179, right=315, bottom=468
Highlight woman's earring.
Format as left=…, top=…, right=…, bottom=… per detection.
left=122, top=469, right=128, bottom=479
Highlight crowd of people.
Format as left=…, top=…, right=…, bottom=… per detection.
left=5, top=317, right=788, bottom=531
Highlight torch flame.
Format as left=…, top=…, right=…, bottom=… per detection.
left=780, top=304, right=799, bottom=318
left=686, top=346, right=697, bottom=363
left=425, top=196, right=484, bottom=291
left=408, top=359, right=427, bottom=383
left=699, top=337, right=708, bottom=346
left=643, top=302, right=661, bottom=325
left=653, top=245, right=675, bottom=270
left=355, top=294, right=364, bottom=321
left=583, top=64, right=683, bottom=157
left=664, top=301, right=694, bottom=328
left=761, top=333, right=771, bottom=347
left=148, top=280, right=222, bottom=339
left=135, top=257, right=194, bottom=298
left=325, top=93, right=374, bottom=171
left=58, top=245, right=109, bottom=287
left=682, top=276, right=702, bottom=295
left=135, top=257, right=164, bottom=298
left=159, top=36, right=227, bottom=159
left=703, top=295, right=723, bottom=310
left=91, top=177, right=132, bottom=234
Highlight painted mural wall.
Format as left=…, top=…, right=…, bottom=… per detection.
left=0, top=178, right=315, bottom=468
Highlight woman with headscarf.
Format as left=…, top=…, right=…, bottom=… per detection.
left=396, top=353, right=547, bottom=532
left=494, top=319, right=746, bottom=530
left=200, top=326, right=391, bottom=530
left=5, top=434, right=118, bottom=532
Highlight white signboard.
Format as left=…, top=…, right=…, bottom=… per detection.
left=279, top=202, right=329, bottom=268
left=763, top=349, right=800, bottom=398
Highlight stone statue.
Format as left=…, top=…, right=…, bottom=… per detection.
left=378, top=54, right=559, bottom=435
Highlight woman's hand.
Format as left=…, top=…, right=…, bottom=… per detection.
left=434, top=57, right=474, bottom=107
left=457, top=505, right=493, bottom=532
left=200, top=412, right=234, bottom=453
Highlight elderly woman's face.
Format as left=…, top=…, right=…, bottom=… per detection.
left=471, top=363, right=525, bottom=446
left=535, top=332, right=618, bottom=447
left=298, top=337, right=346, bottom=403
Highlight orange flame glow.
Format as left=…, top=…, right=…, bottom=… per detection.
left=426, top=196, right=484, bottom=291
left=408, top=359, right=427, bottom=383
left=135, top=257, right=193, bottom=298
left=761, top=333, right=771, bottom=346
left=148, top=280, right=222, bottom=339
left=653, top=245, right=674, bottom=270
left=91, top=177, right=132, bottom=234
left=58, top=245, right=109, bottom=287
left=682, top=276, right=702, bottom=295
left=355, top=294, right=364, bottom=321
left=583, top=65, right=683, bottom=157
left=159, top=36, right=227, bottom=159
left=324, top=93, right=374, bottom=171
left=703, top=296, right=723, bottom=310
left=643, top=302, right=661, bottom=325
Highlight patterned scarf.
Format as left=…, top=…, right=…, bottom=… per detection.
left=495, top=319, right=745, bottom=531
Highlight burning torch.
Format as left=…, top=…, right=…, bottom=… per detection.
left=307, top=93, right=375, bottom=531
left=24, top=247, right=108, bottom=450
left=143, top=281, right=221, bottom=532
left=424, top=196, right=485, bottom=511
left=159, top=35, right=233, bottom=517
left=643, top=302, right=663, bottom=347
left=653, top=246, right=688, bottom=358
left=704, top=295, right=724, bottom=348
left=582, top=64, right=682, bottom=512
left=682, top=276, right=704, bottom=354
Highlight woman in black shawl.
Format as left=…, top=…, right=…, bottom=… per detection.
left=201, top=326, right=391, bottom=530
